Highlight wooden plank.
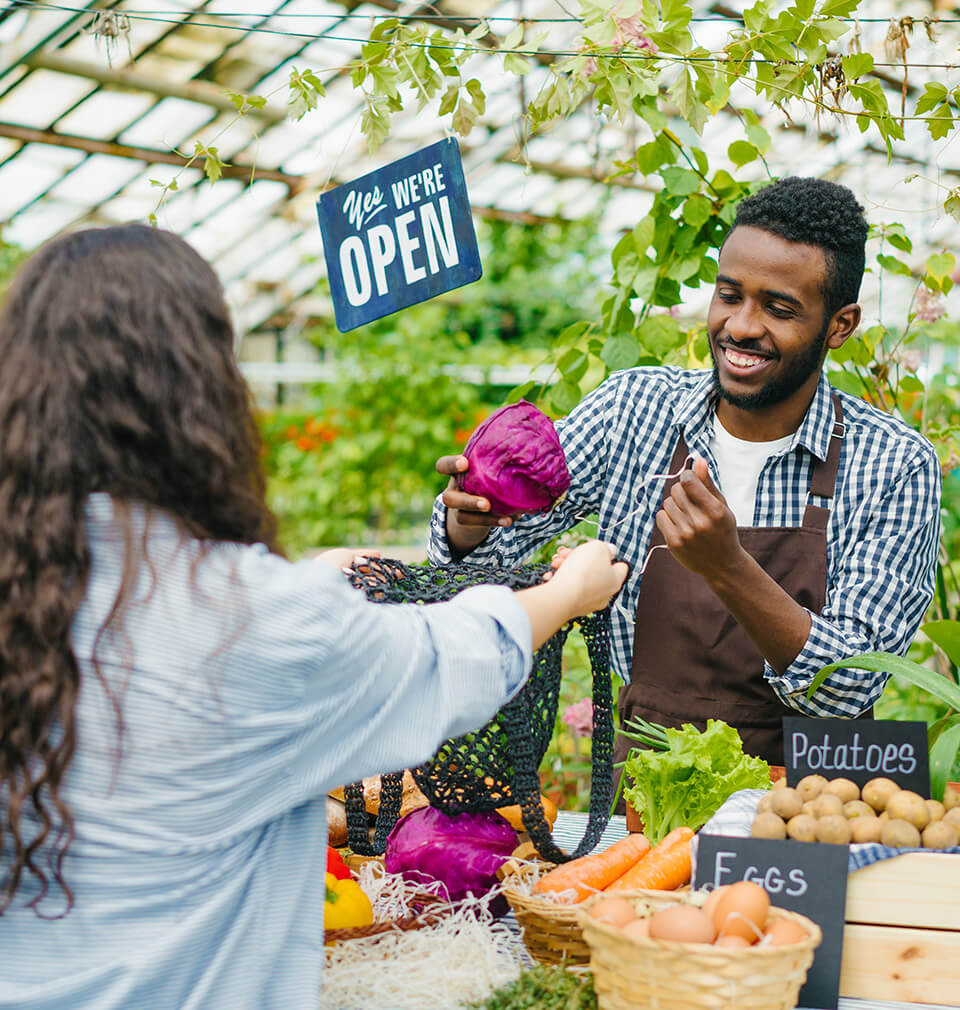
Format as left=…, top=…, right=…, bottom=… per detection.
left=845, top=852, right=960, bottom=930
left=839, top=923, right=960, bottom=1005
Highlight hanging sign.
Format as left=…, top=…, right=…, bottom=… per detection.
left=782, top=716, right=930, bottom=794
left=316, top=138, right=482, bottom=332
left=695, top=833, right=849, bottom=1010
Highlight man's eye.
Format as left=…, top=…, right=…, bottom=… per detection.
left=717, top=290, right=739, bottom=302
left=768, top=305, right=794, bottom=318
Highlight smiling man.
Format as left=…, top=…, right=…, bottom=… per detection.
left=429, top=177, right=942, bottom=767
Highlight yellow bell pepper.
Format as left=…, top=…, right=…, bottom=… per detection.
left=324, top=871, right=373, bottom=930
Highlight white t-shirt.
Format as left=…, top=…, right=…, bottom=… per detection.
left=710, top=417, right=794, bottom=527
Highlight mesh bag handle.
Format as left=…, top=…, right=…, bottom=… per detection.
left=340, top=558, right=613, bottom=862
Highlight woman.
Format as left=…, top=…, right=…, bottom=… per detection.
left=0, top=225, right=627, bottom=1009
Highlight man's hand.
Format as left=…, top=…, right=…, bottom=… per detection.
left=656, top=457, right=747, bottom=581
left=436, top=453, right=516, bottom=555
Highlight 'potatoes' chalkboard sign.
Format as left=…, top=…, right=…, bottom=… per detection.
left=695, top=833, right=849, bottom=1010
left=783, top=716, right=930, bottom=794
left=317, top=138, right=482, bottom=331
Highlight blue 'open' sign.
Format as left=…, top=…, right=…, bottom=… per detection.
left=316, top=138, right=482, bottom=332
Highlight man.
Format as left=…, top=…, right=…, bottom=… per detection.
left=428, top=177, right=942, bottom=767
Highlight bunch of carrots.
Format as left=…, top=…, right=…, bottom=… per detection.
left=532, top=826, right=693, bottom=904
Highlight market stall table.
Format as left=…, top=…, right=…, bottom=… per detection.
left=540, top=811, right=958, bottom=1010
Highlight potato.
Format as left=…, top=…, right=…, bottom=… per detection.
left=878, top=811, right=890, bottom=826
left=943, top=807, right=960, bottom=830
left=881, top=818, right=922, bottom=849
left=811, top=793, right=844, bottom=819
left=756, top=793, right=774, bottom=815
left=815, top=815, right=852, bottom=845
left=769, top=787, right=803, bottom=821
left=786, top=813, right=818, bottom=842
left=849, top=816, right=884, bottom=843
left=824, top=778, right=860, bottom=804
left=921, top=821, right=959, bottom=850
left=925, top=799, right=945, bottom=824
left=796, top=774, right=829, bottom=802
left=772, top=776, right=788, bottom=791
left=943, top=784, right=960, bottom=812
left=801, top=800, right=817, bottom=818
left=843, top=800, right=875, bottom=820
left=885, top=790, right=930, bottom=831
left=752, top=812, right=788, bottom=839
left=862, top=777, right=901, bottom=813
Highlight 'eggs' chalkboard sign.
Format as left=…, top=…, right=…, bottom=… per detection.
left=783, top=716, right=930, bottom=794
left=317, top=138, right=482, bottom=332
left=695, top=833, right=849, bottom=1010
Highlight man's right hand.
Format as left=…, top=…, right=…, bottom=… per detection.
left=436, top=454, right=515, bottom=555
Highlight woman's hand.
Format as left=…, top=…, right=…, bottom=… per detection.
left=545, top=540, right=629, bottom=619
left=314, top=548, right=382, bottom=574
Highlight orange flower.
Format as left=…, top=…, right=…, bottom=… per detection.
left=285, top=425, right=300, bottom=441
left=304, top=417, right=322, bottom=436
left=296, top=436, right=317, bottom=452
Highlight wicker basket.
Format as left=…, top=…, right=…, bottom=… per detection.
left=499, top=860, right=593, bottom=966
left=579, top=890, right=822, bottom=1010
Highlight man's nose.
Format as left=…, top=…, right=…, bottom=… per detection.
left=725, top=301, right=766, bottom=341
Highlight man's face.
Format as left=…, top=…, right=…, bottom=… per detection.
left=707, top=226, right=833, bottom=426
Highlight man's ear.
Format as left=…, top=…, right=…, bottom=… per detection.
left=825, top=302, right=861, bottom=351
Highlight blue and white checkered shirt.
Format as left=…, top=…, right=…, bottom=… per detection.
left=429, top=367, right=942, bottom=718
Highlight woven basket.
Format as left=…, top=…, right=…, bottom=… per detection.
left=579, top=890, right=822, bottom=1010
left=499, top=860, right=593, bottom=966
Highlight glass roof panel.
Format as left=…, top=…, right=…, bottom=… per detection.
left=46, top=153, right=146, bottom=205
left=0, top=70, right=96, bottom=127
left=118, top=97, right=219, bottom=148
left=55, top=90, right=159, bottom=140
left=0, top=144, right=85, bottom=220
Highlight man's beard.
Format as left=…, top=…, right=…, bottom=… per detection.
left=711, top=319, right=830, bottom=410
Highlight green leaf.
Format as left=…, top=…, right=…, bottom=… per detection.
left=667, top=68, right=708, bottom=135
left=926, top=253, right=956, bottom=285
left=451, top=100, right=478, bottom=136
left=439, top=85, right=458, bottom=116
left=465, top=78, right=485, bottom=115
left=601, top=334, right=643, bottom=371
left=945, top=191, right=960, bottom=222
left=876, top=253, right=913, bottom=277
left=728, top=140, right=758, bottom=167
left=916, top=82, right=949, bottom=115
left=807, top=652, right=960, bottom=711
left=549, top=378, right=582, bottom=415
left=884, top=224, right=912, bottom=254
left=921, top=620, right=960, bottom=669
left=661, top=0, right=693, bottom=30
left=638, top=314, right=683, bottom=355
left=502, top=24, right=524, bottom=49
left=841, top=52, right=873, bottom=80
left=558, top=349, right=589, bottom=383
left=682, top=193, right=712, bottom=228
left=632, top=216, right=656, bottom=252
left=930, top=720, right=960, bottom=803
left=899, top=375, right=924, bottom=393
left=634, top=135, right=675, bottom=176
left=503, top=51, right=531, bottom=75
left=659, top=166, right=702, bottom=196
left=927, top=109, right=953, bottom=142
left=819, top=0, right=859, bottom=15
left=507, top=380, right=537, bottom=403
left=741, top=113, right=771, bottom=153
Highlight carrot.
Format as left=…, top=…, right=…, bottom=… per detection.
left=532, top=833, right=651, bottom=903
left=604, top=826, right=694, bottom=892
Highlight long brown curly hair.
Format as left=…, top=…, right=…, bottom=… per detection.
left=0, top=224, right=280, bottom=915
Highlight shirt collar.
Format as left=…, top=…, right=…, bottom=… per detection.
left=674, top=369, right=837, bottom=462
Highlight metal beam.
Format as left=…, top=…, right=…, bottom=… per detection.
left=0, top=120, right=301, bottom=187
left=21, top=51, right=287, bottom=124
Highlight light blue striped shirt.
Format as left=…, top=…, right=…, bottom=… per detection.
left=429, top=368, right=942, bottom=717
left=1, top=495, right=531, bottom=1009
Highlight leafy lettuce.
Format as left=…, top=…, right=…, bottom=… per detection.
left=622, top=719, right=770, bottom=844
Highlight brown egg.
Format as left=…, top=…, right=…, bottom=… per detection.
left=714, top=933, right=752, bottom=948
left=588, top=896, right=637, bottom=929
left=713, top=881, right=770, bottom=943
left=621, top=918, right=652, bottom=942
left=648, top=904, right=717, bottom=944
left=701, top=886, right=728, bottom=923
left=761, top=918, right=810, bottom=947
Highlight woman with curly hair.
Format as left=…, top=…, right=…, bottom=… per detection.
left=0, top=224, right=627, bottom=1009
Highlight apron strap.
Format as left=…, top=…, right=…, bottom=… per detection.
left=803, top=392, right=844, bottom=530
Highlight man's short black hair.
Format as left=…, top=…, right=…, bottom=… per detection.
left=731, top=176, right=868, bottom=317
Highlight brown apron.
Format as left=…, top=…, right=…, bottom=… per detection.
left=615, top=393, right=869, bottom=781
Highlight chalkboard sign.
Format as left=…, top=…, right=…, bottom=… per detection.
left=695, top=834, right=849, bottom=1010
left=783, top=716, right=930, bottom=794
left=316, top=138, right=482, bottom=332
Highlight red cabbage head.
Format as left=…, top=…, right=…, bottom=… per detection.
left=458, top=400, right=570, bottom=516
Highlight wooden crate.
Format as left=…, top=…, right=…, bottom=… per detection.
left=840, top=851, right=960, bottom=1005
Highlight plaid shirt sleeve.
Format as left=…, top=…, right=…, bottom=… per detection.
left=765, top=442, right=942, bottom=716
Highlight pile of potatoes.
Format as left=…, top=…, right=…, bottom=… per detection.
left=751, top=777, right=960, bottom=848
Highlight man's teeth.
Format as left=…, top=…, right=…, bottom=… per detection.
left=725, top=347, right=766, bottom=367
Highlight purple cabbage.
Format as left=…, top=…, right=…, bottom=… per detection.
left=384, top=807, right=517, bottom=908
left=459, top=400, right=570, bottom=516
